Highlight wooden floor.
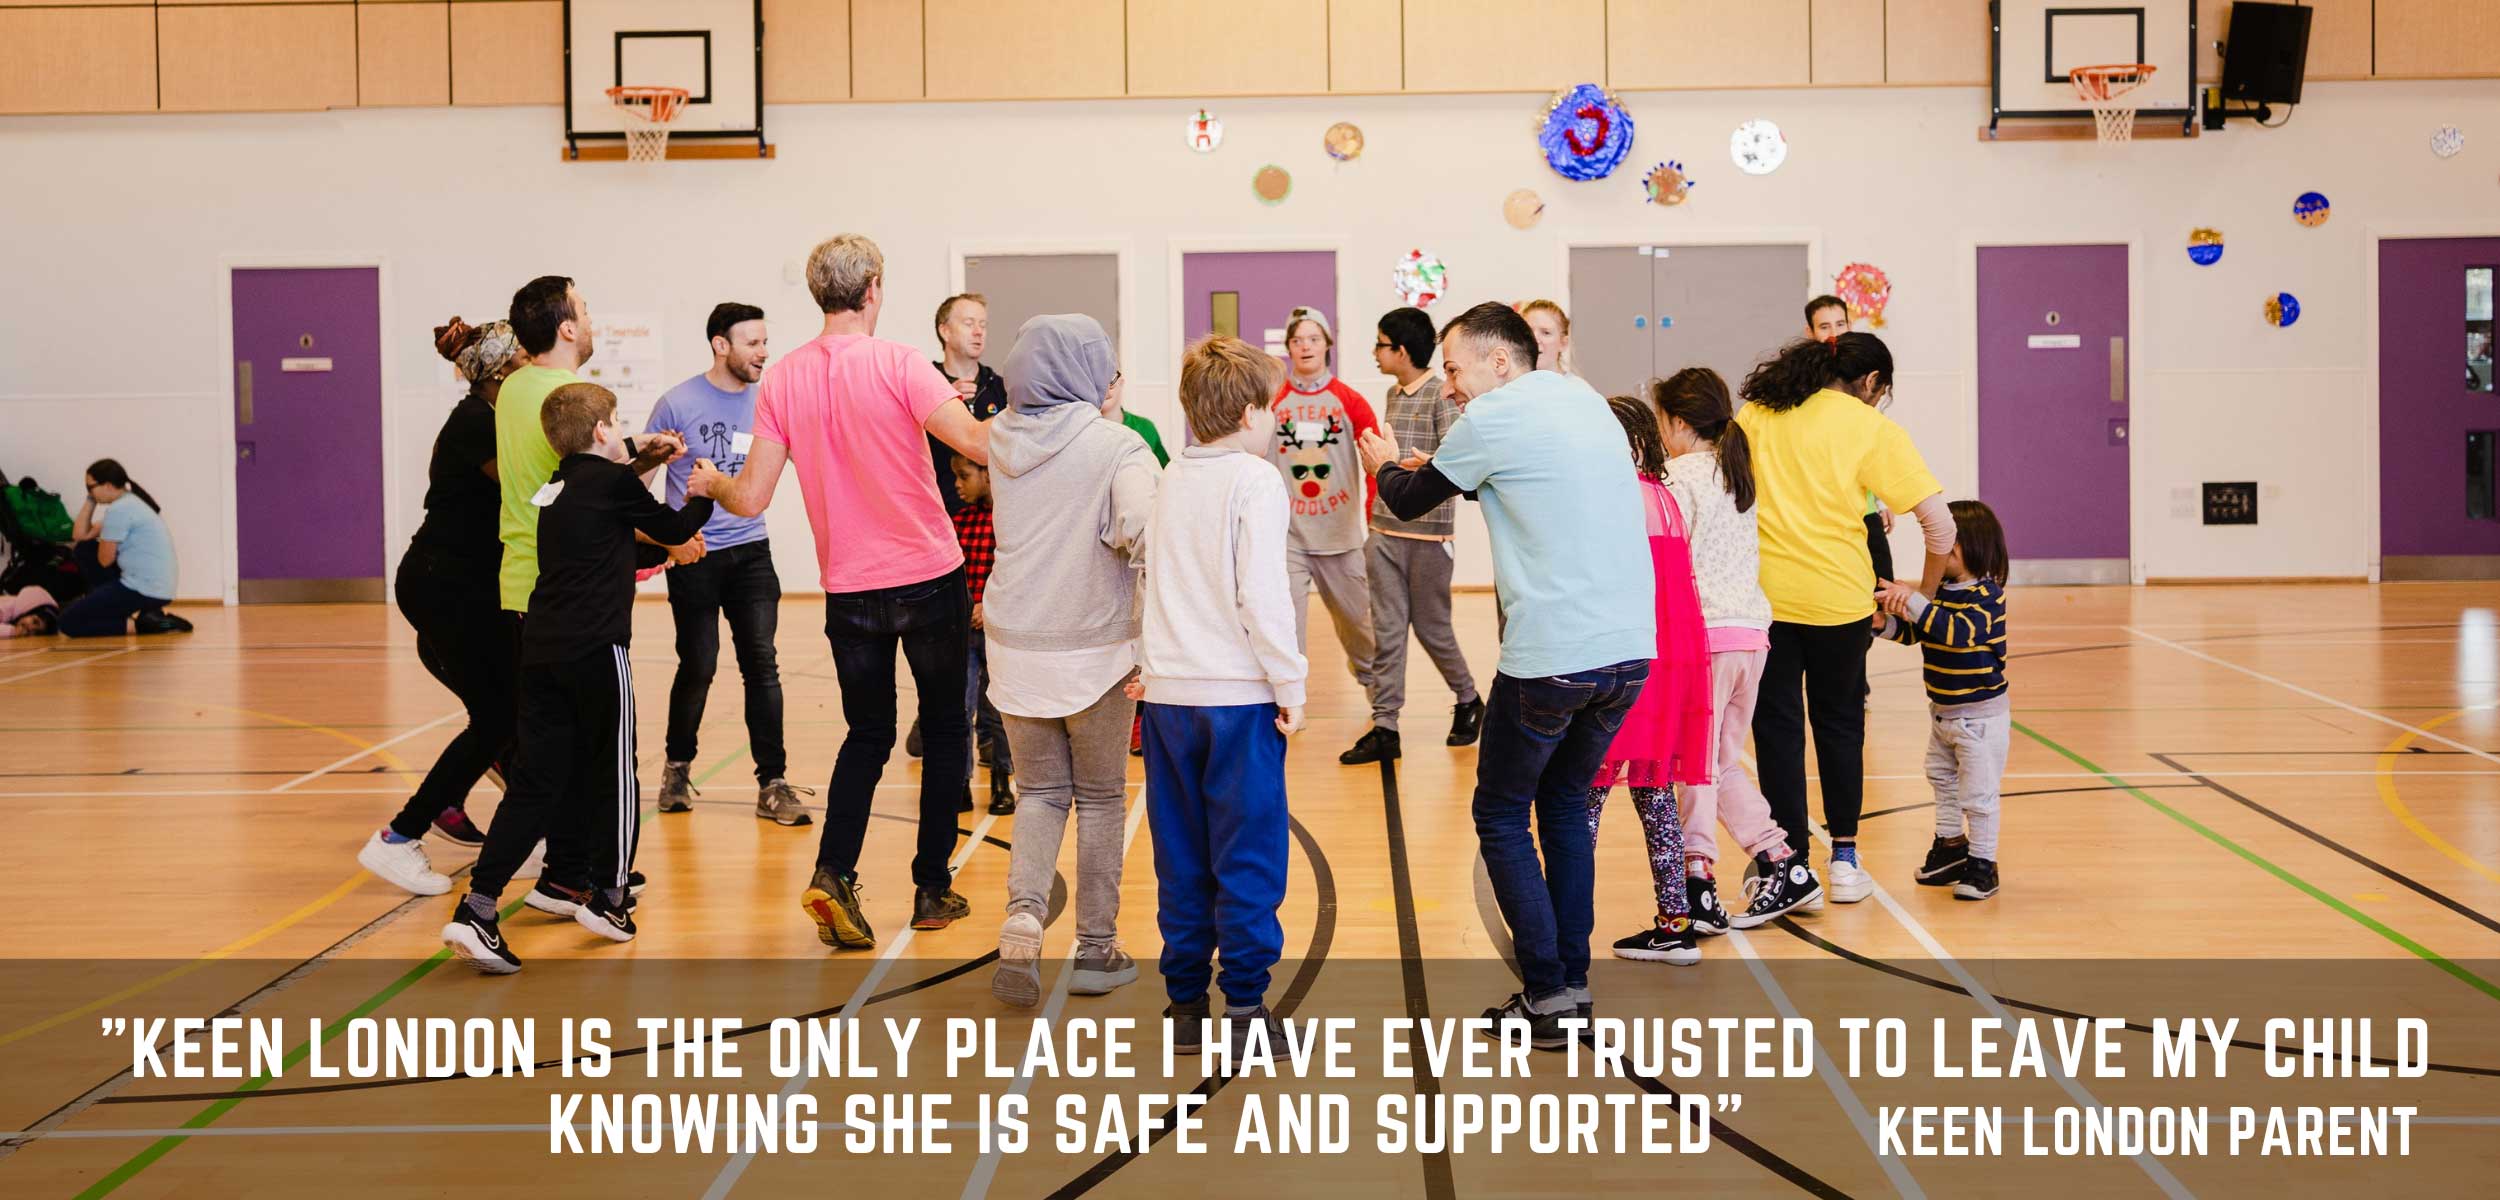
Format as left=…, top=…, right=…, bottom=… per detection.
left=2, top=584, right=2496, bottom=1197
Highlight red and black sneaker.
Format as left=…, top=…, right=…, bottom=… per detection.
left=430, top=806, right=486, bottom=847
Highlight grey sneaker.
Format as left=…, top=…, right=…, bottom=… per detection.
left=1069, top=945, right=1138, bottom=996
left=655, top=761, right=696, bottom=813
left=992, top=912, right=1044, bottom=1008
left=756, top=778, right=814, bottom=826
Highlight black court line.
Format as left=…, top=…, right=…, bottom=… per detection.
left=1871, top=619, right=2470, bottom=681
left=1042, top=814, right=1338, bottom=1200
left=1856, top=782, right=2206, bottom=823
left=2147, top=752, right=2500, bottom=938
left=1376, top=758, right=1460, bottom=1200
left=2155, top=748, right=2491, bottom=757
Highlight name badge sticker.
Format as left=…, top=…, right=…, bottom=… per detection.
left=730, top=431, right=754, bottom=455
left=530, top=481, right=565, bottom=507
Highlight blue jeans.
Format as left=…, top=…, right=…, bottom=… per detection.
left=1141, top=701, right=1289, bottom=1009
left=964, top=631, right=1011, bottom=774
left=1473, top=660, right=1650, bottom=1001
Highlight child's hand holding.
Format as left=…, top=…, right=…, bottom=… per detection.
left=1274, top=705, right=1304, bottom=736
left=1122, top=673, right=1145, bottom=702
left=970, top=602, right=984, bottom=631
left=1874, top=580, right=1918, bottom=618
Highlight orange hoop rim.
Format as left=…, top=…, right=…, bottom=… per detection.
left=2070, top=63, right=2156, bottom=103
left=605, top=85, right=691, bottom=124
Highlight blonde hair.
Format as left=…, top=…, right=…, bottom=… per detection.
left=1518, top=299, right=1570, bottom=335
left=806, top=234, right=884, bottom=314
left=540, top=382, right=618, bottom=456
left=1180, top=335, right=1277, bottom=443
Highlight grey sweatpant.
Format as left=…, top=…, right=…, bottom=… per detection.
left=1000, top=679, right=1137, bottom=951
left=1287, top=546, right=1383, bottom=722
left=1365, top=532, right=1476, bottom=731
left=1924, top=699, right=2009, bottom=860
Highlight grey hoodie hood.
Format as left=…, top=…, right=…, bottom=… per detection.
left=1004, top=313, right=1116, bottom=414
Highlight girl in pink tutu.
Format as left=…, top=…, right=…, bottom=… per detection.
left=1589, top=396, right=1716, bottom=966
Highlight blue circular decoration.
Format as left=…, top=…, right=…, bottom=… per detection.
left=2293, top=191, right=2331, bottom=227
left=1538, top=83, right=1635, bottom=182
left=2187, top=228, right=2224, bottom=266
left=2265, top=292, right=2302, bottom=328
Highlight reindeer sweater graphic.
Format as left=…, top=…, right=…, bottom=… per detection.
left=1265, top=376, right=1381, bottom=555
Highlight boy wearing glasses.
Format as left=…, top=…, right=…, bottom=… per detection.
left=1267, top=307, right=1388, bottom=766
left=1357, top=307, right=1481, bottom=763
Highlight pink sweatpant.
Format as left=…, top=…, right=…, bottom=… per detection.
left=1681, top=648, right=1790, bottom=868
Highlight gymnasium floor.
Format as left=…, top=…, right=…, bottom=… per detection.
left=1, top=583, right=2495, bottom=1197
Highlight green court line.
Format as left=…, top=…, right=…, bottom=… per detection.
left=73, top=744, right=751, bottom=1198
left=2012, top=719, right=2500, bottom=1004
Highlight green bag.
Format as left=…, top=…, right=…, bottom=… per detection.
left=4, top=479, right=74, bottom=543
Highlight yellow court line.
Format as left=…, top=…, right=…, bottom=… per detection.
left=2377, top=709, right=2500, bottom=887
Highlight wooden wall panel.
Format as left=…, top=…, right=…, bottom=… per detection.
left=359, top=2, right=450, bottom=107
left=1328, top=0, right=1401, bottom=92
left=1404, top=0, right=1604, bottom=93
left=924, top=0, right=1122, bottom=98
left=851, top=0, right=922, bottom=97
left=1885, top=0, right=1989, bottom=85
left=449, top=0, right=560, bottom=106
left=2377, top=0, right=2499, bottom=78
left=1609, top=0, right=1809, bottom=90
left=1811, top=0, right=1886, bottom=84
left=159, top=4, right=358, bottom=112
left=0, top=6, right=155, bottom=114
left=763, top=0, right=851, bottom=101
left=1128, top=0, right=1327, bottom=97
left=2198, top=0, right=2371, bottom=83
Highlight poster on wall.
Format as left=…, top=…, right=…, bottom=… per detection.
left=584, top=312, right=667, bottom=434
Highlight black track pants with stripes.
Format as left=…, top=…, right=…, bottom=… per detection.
left=470, top=644, right=641, bottom=899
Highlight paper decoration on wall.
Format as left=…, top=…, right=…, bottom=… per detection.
left=1537, top=83, right=1635, bottom=182
left=1393, top=250, right=1449, bottom=308
left=1730, top=119, right=1787, bottom=175
left=2292, top=191, right=2331, bottom=226
left=1188, top=109, right=1223, bottom=153
left=1643, top=161, right=1695, bottom=206
left=1253, top=165, right=1292, bottom=205
left=1324, top=122, right=1365, bottom=161
left=2432, top=126, right=2465, bottom=158
left=1502, top=188, right=1546, bottom=229
left=2187, top=228, right=2225, bottom=266
left=2264, top=292, right=2302, bottom=327
left=1833, top=262, right=1892, bottom=329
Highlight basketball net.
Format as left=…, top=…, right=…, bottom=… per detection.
left=606, top=86, right=689, bottom=162
left=2071, top=64, right=2155, bottom=145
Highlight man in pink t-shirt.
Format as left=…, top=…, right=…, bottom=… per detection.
left=715, top=233, right=993, bottom=951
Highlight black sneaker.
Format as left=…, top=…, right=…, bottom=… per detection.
left=1916, top=837, right=1970, bottom=886
left=801, top=868, right=875, bottom=949
left=625, top=870, right=646, bottom=898
left=524, top=879, right=587, bottom=917
left=987, top=770, right=1017, bottom=815
left=429, top=806, right=487, bottom=846
left=1686, top=875, right=1730, bottom=936
left=1165, top=997, right=1212, bottom=1052
left=1446, top=698, right=1485, bottom=747
left=134, top=610, right=192, bottom=635
left=1226, top=1007, right=1286, bottom=1061
left=1612, top=918, right=1702, bottom=965
left=958, top=786, right=975, bottom=814
left=1730, top=856, right=1823, bottom=929
left=910, top=886, right=970, bottom=930
left=1954, top=857, right=2000, bottom=900
left=441, top=902, right=522, bottom=974
left=1482, top=992, right=1570, bottom=1052
left=1338, top=727, right=1400, bottom=765
left=574, top=889, right=637, bottom=942
left=905, top=719, right=924, bottom=759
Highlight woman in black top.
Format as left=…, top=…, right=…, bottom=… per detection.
left=356, top=317, right=526, bottom=896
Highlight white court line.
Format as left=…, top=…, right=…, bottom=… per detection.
left=960, top=784, right=1151, bottom=1200
left=1725, top=926, right=1927, bottom=1200
left=2123, top=627, right=2500, bottom=768
left=0, top=646, right=137, bottom=685
left=702, top=807, right=1004, bottom=1200
left=269, top=710, right=464, bottom=792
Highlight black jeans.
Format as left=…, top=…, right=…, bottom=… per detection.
left=816, top=568, right=971, bottom=890
left=1754, top=619, right=1872, bottom=854
left=389, top=546, right=516, bottom=838
left=470, top=645, right=640, bottom=898
left=663, top=538, right=785, bottom=783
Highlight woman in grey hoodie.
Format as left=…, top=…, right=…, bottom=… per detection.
left=983, top=314, right=1161, bottom=1006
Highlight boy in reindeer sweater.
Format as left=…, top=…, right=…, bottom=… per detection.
left=1266, top=306, right=1387, bottom=764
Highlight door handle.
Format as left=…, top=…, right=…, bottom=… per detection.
left=2109, top=336, right=2126, bottom=405
left=237, top=360, right=254, bottom=425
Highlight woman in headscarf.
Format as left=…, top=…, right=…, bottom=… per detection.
left=356, top=318, right=527, bottom=895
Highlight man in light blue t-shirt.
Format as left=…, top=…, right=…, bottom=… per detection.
left=1360, top=301, right=1654, bottom=1047
left=644, top=303, right=807, bottom=826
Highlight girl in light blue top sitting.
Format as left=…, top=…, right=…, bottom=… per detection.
left=61, top=458, right=189, bottom=637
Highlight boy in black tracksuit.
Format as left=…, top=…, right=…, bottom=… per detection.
left=443, top=382, right=726, bottom=974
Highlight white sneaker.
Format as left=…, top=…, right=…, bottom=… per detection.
left=516, top=839, right=547, bottom=879
left=992, top=912, right=1044, bottom=1009
left=359, top=831, right=451, bottom=896
left=1827, top=858, right=1874, bottom=904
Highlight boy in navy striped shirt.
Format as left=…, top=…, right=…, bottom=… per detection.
left=1874, top=500, right=2010, bottom=901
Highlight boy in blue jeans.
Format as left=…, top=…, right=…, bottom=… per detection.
left=1136, top=335, right=1308, bottom=1050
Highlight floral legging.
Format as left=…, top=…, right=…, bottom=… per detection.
left=1588, top=784, right=1690, bottom=925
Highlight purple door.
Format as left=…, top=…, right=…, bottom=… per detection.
left=1977, top=244, right=2130, bottom=569
left=232, top=267, right=385, bottom=602
left=2377, top=237, right=2500, bottom=577
left=1181, top=249, right=1336, bottom=362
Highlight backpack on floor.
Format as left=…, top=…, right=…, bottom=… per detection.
left=2, top=476, right=73, bottom=544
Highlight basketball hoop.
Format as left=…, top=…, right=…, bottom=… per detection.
left=2071, top=64, right=2156, bottom=145
left=605, top=86, right=690, bottom=162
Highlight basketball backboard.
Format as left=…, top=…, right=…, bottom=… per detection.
left=1990, top=0, right=2197, bottom=135
left=564, top=0, right=764, bottom=159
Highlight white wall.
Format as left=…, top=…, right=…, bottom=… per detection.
left=5, top=80, right=2494, bottom=598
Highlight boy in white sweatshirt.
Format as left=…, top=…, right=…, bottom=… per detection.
left=1138, top=334, right=1308, bottom=1050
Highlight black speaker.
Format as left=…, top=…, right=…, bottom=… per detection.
left=2220, top=2, right=2314, bottom=105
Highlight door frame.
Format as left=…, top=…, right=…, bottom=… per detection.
left=216, top=256, right=399, bottom=607
left=1962, top=232, right=2144, bottom=585
left=2362, top=221, right=2500, bottom=582
left=1167, top=235, right=1366, bottom=389
left=946, top=237, right=1139, bottom=379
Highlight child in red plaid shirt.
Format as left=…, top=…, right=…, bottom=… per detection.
left=951, top=456, right=1015, bottom=813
